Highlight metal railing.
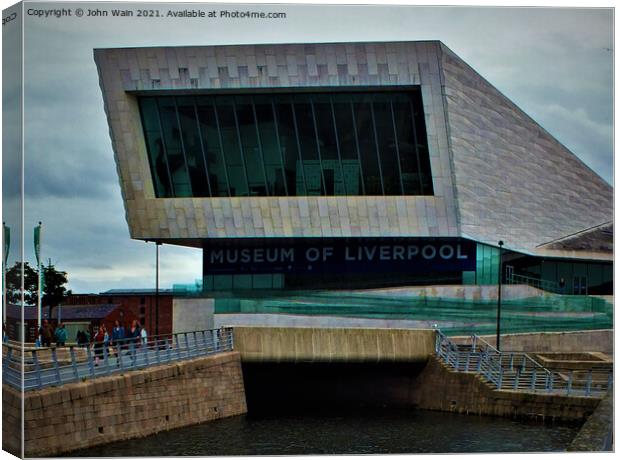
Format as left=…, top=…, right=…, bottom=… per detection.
left=435, top=331, right=612, bottom=397
left=506, top=272, right=564, bottom=294
left=2, top=327, right=234, bottom=391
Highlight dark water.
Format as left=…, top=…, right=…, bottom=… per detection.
left=69, top=408, right=580, bottom=456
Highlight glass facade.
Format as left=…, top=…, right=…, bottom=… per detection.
left=138, top=90, right=433, bottom=198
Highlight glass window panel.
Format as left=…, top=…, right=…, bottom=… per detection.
left=353, top=101, right=383, bottom=195
left=255, top=102, right=288, bottom=196
left=140, top=97, right=160, bottom=132
left=373, top=101, right=402, bottom=195
left=411, top=91, right=434, bottom=195
left=392, top=101, right=422, bottom=194
left=138, top=89, right=433, bottom=198
left=332, top=101, right=362, bottom=195
left=158, top=98, right=192, bottom=197
left=312, top=101, right=345, bottom=196
left=215, top=98, right=249, bottom=197
left=196, top=97, right=230, bottom=197
left=235, top=100, right=268, bottom=196
left=176, top=97, right=211, bottom=197
left=274, top=102, right=305, bottom=195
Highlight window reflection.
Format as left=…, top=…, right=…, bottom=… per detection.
left=138, top=90, right=434, bottom=198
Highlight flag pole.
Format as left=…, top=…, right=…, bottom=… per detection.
left=2, top=222, right=8, bottom=327
left=36, top=222, right=42, bottom=333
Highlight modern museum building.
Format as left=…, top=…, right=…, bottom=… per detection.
left=94, top=41, right=613, bottom=295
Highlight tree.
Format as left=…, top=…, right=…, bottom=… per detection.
left=4, top=261, right=69, bottom=313
left=5, top=262, right=38, bottom=305
left=42, top=262, right=69, bottom=318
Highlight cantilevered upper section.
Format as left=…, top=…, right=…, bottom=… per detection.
left=94, top=41, right=612, bottom=255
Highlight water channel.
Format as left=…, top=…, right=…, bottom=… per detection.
left=70, top=408, right=580, bottom=456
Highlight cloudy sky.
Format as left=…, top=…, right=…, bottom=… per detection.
left=1, top=1, right=614, bottom=294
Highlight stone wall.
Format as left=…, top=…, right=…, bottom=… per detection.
left=4, top=351, right=247, bottom=457
left=2, top=384, right=23, bottom=457
left=411, top=356, right=600, bottom=422
left=568, top=389, right=613, bottom=451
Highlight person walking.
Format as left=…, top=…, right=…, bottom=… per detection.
left=39, top=319, right=54, bottom=347
left=126, top=320, right=141, bottom=365
left=54, top=323, right=67, bottom=346
left=93, top=325, right=106, bottom=366
left=111, top=320, right=125, bottom=356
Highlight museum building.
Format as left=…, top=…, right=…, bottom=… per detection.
left=94, top=41, right=613, bottom=294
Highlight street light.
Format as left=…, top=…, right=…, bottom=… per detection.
left=155, top=242, right=162, bottom=337
left=496, top=240, right=504, bottom=351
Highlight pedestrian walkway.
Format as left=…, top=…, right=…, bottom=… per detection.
left=2, top=327, right=234, bottom=391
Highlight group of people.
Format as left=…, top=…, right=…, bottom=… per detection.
left=38, top=319, right=148, bottom=355
left=38, top=319, right=67, bottom=347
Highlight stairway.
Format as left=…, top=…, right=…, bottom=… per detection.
left=435, top=331, right=612, bottom=397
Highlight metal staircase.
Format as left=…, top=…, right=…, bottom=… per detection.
left=435, top=331, right=612, bottom=397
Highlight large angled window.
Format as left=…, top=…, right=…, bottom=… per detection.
left=138, top=89, right=434, bottom=197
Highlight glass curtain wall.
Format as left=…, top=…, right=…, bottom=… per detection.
left=138, top=90, right=433, bottom=198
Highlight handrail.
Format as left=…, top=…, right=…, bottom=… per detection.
left=2, top=327, right=234, bottom=391
left=434, top=330, right=611, bottom=397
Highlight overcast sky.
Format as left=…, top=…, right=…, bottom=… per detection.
left=1, top=1, right=614, bottom=294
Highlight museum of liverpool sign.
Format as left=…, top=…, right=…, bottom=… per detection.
left=203, top=238, right=476, bottom=274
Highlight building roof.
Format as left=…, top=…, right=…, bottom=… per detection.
left=100, top=288, right=173, bottom=295
left=6, top=304, right=120, bottom=321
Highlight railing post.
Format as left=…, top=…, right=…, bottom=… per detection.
left=129, top=341, right=136, bottom=369
left=530, top=368, right=537, bottom=391
left=548, top=373, right=554, bottom=393
left=201, top=330, right=207, bottom=351
left=184, top=333, right=191, bottom=358
left=465, top=352, right=471, bottom=372
left=497, top=366, right=503, bottom=389
left=31, top=350, right=43, bottom=390
left=86, top=346, right=95, bottom=378
left=521, top=354, right=526, bottom=372
left=567, top=371, right=573, bottom=395
left=193, top=331, right=198, bottom=354
left=175, top=333, right=181, bottom=359
left=70, top=346, right=79, bottom=382
left=143, top=341, right=149, bottom=366
left=156, top=339, right=161, bottom=364
left=117, top=343, right=124, bottom=371
left=476, top=352, right=483, bottom=372
left=3, top=347, right=12, bottom=374
left=103, top=345, right=111, bottom=376
left=585, top=370, right=592, bottom=396
left=471, top=335, right=477, bottom=352
left=51, top=347, right=62, bottom=385
left=513, top=368, right=520, bottom=390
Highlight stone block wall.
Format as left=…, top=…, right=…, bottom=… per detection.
left=411, top=356, right=600, bottom=422
left=2, top=384, right=23, bottom=457
left=4, top=351, right=247, bottom=457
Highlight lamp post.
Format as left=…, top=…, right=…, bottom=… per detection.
left=496, top=240, right=504, bottom=351
left=155, top=242, right=162, bottom=337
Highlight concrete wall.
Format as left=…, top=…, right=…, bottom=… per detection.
left=3, top=352, right=247, bottom=457
left=172, top=298, right=214, bottom=334
left=568, top=389, right=613, bottom=451
left=232, top=326, right=435, bottom=363
left=453, top=329, right=613, bottom=354
left=411, top=356, right=600, bottom=422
